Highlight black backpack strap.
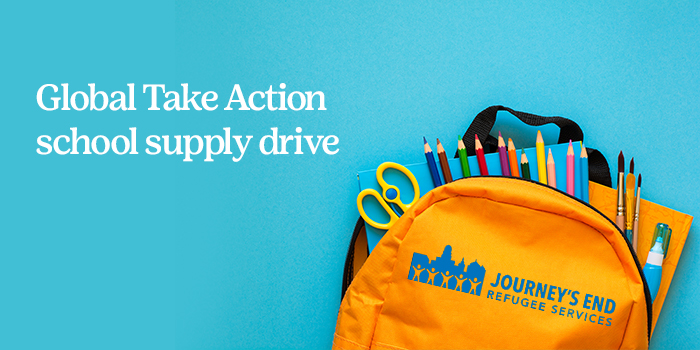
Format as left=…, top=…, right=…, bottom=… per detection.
left=456, top=105, right=611, bottom=186
left=586, top=148, right=612, bottom=187
left=341, top=217, right=369, bottom=300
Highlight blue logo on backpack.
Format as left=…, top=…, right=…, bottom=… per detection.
left=407, top=245, right=486, bottom=296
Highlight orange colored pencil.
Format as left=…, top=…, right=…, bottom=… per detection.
left=507, top=138, right=520, bottom=177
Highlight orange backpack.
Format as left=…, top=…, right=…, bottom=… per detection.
left=335, top=108, right=650, bottom=349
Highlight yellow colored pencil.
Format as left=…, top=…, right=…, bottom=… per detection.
left=536, top=131, right=547, bottom=184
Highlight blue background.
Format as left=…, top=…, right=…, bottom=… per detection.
left=2, top=1, right=698, bottom=349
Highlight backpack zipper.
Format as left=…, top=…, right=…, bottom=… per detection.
left=452, top=175, right=652, bottom=341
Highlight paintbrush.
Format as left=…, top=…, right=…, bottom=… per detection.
left=625, top=158, right=636, bottom=243
left=615, top=151, right=626, bottom=232
left=632, top=174, right=642, bottom=253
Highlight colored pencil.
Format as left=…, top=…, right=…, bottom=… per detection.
left=536, top=131, right=547, bottom=184
left=615, top=151, right=625, bottom=233
left=424, top=137, right=442, bottom=188
left=580, top=144, right=589, bottom=202
left=566, top=140, right=575, bottom=196
left=457, top=136, right=471, bottom=178
left=436, top=138, right=453, bottom=183
left=498, top=131, right=511, bottom=176
left=507, top=138, right=520, bottom=177
left=632, top=174, right=642, bottom=253
left=475, top=134, right=488, bottom=175
left=625, top=158, right=636, bottom=243
left=547, top=149, right=557, bottom=188
left=520, top=150, right=531, bottom=180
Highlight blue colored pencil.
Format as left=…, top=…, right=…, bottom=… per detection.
left=581, top=144, right=589, bottom=202
left=424, top=137, right=442, bottom=188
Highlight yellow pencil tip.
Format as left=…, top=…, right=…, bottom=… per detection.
left=536, top=130, right=544, bottom=144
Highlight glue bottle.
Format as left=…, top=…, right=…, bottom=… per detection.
left=642, top=236, right=665, bottom=303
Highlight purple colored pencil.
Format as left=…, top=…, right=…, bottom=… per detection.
left=497, top=131, right=511, bottom=176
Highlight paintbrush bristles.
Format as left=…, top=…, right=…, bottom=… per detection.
left=618, top=151, right=624, bottom=173
left=638, top=174, right=642, bottom=187
left=630, top=158, right=635, bottom=174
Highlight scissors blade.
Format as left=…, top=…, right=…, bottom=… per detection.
left=389, top=203, right=404, bottom=217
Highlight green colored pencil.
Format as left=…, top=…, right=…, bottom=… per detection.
left=457, top=136, right=471, bottom=178
left=520, top=149, right=531, bottom=180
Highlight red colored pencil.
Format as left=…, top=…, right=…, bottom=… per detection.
left=475, top=134, right=488, bottom=175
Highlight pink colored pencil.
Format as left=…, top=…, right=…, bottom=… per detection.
left=547, top=149, right=557, bottom=188
left=567, top=140, right=575, bottom=195
left=497, top=131, right=511, bottom=176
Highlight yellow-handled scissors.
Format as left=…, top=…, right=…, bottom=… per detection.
left=357, top=162, right=420, bottom=230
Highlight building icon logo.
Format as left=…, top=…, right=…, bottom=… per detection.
left=407, top=245, right=486, bottom=296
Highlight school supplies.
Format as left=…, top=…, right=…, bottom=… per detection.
left=643, top=231, right=666, bottom=303
left=436, top=138, right=452, bottom=183
left=567, top=140, right=575, bottom=196
left=581, top=144, right=589, bottom=202
left=547, top=149, right=557, bottom=188
left=626, top=159, right=636, bottom=243
left=633, top=174, right=642, bottom=253
left=650, top=221, right=672, bottom=259
left=475, top=134, right=488, bottom=175
left=590, top=183, right=691, bottom=334
left=346, top=106, right=694, bottom=346
left=423, top=137, right=442, bottom=187
left=520, top=150, right=531, bottom=180
left=507, top=138, right=519, bottom=177
left=358, top=141, right=586, bottom=252
left=616, top=151, right=626, bottom=232
left=457, top=137, right=471, bottom=178
left=536, top=130, right=547, bottom=184
left=497, top=131, right=510, bottom=176
left=356, top=162, right=420, bottom=230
